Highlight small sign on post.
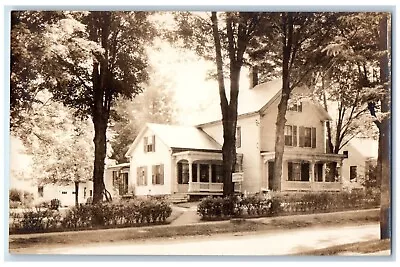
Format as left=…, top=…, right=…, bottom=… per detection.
left=232, top=172, right=244, bottom=182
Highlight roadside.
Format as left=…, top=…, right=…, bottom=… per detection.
left=12, top=223, right=385, bottom=255
left=9, top=208, right=379, bottom=253
left=295, top=239, right=391, bottom=256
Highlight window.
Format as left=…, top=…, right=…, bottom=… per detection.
left=89, top=190, right=93, bottom=197
left=289, top=101, right=302, bottom=112
left=119, top=172, right=129, bottom=195
left=284, top=125, right=297, bottom=146
left=315, top=163, right=324, bottom=182
left=200, top=164, right=209, bottom=183
left=178, top=162, right=189, bottom=184
left=137, top=166, right=148, bottom=186
left=212, top=164, right=224, bottom=183
left=62, top=191, right=67, bottom=195
left=192, top=164, right=198, bottom=182
left=288, top=162, right=310, bottom=181
left=343, top=151, right=349, bottom=158
left=350, top=166, right=357, bottom=181
left=112, top=171, right=118, bottom=187
left=299, top=126, right=316, bottom=148
left=234, top=154, right=243, bottom=172
left=38, top=186, right=44, bottom=197
left=144, top=135, right=156, bottom=152
left=152, top=164, right=164, bottom=185
left=84, top=187, right=87, bottom=198
left=236, top=126, right=241, bottom=148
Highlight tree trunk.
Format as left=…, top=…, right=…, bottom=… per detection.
left=90, top=12, right=112, bottom=205
left=273, top=13, right=293, bottom=191
left=92, top=115, right=107, bottom=204
left=74, top=181, right=79, bottom=207
left=378, top=14, right=391, bottom=240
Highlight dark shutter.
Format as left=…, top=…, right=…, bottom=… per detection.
left=236, top=127, right=241, bottom=148
left=311, top=127, right=317, bottom=148
left=299, top=126, right=305, bottom=147
left=144, top=167, right=148, bottom=185
left=152, top=165, right=156, bottom=184
left=152, top=135, right=156, bottom=152
left=144, top=137, right=148, bottom=152
left=288, top=162, right=293, bottom=181
left=293, top=126, right=297, bottom=147
left=137, top=167, right=140, bottom=186
left=160, top=164, right=164, bottom=185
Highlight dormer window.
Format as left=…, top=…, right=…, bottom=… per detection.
left=144, top=135, right=156, bottom=152
left=288, top=101, right=302, bottom=112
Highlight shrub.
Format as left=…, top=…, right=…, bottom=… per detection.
left=49, top=199, right=61, bottom=210
left=9, top=189, right=21, bottom=202
left=16, top=208, right=62, bottom=232
left=9, top=201, right=21, bottom=209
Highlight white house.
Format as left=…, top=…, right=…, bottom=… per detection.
left=340, top=138, right=378, bottom=187
left=105, top=79, right=349, bottom=199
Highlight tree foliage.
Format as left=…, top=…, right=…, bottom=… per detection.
left=110, top=75, right=177, bottom=163
left=11, top=11, right=156, bottom=203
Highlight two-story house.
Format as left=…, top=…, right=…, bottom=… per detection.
left=106, top=79, right=346, bottom=199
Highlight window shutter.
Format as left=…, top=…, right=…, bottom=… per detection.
left=136, top=167, right=140, bottom=186
left=152, top=165, right=156, bottom=184
left=288, top=162, right=292, bottom=181
left=144, top=137, right=148, bottom=152
left=236, top=127, right=241, bottom=148
left=152, top=135, right=156, bottom=152
left=144, top=167, right=148, bottom=185
left=293, top=126, right=297, bottom=147
left=160, top=164, right=164, bottom=185
left=299, top=126, right=305, bottom=147
left=311, top=127, right=316, bottom=148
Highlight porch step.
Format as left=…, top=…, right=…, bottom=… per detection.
left=168, top=193, right=189, bottom=203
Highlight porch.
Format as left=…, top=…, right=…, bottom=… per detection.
left=262, top=151, right=346, bottom=192
left=173, top=151, right=242, bottom=195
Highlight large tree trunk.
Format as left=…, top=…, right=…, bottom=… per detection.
left=378, top=14, right=391, bottom=240
left=74, top=181, right=79, bottom=207
left=90, top=12, right=112, bottom=205
left=273, top=13, right=293, bottom=191
left=92, top=114, right=108, bottom=204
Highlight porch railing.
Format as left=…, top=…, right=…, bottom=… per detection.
left=190, top=182, right=223, bottom=192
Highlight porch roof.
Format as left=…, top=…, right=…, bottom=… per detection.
left=261, top=151, right=346, bottom=163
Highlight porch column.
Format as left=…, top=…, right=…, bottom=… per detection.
left=188, top=159, right=193, bottom=192
left=309, top=160, right=315, bottom=191
left=322, top=163, right=326, bottom=182
left=209, top=164, right=212, bottom=184
left=337, top=160, right=343, bottom=184
left=174, top=159, right=178, bottom=193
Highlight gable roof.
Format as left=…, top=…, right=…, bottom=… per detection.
left=196, top=79, right=331, bottom=126
left=346, top=138, right=378, bottom=159
left=125, top=123, right=222, bottom=157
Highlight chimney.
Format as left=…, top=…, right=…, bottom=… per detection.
left=250, top=66, right=259, bottom=89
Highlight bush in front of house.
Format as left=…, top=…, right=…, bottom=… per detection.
left=197, top=189, right=381, bottom=221
left=10, top=198, right=173, bottom=234
left=9, top=189, right=35, bottom=209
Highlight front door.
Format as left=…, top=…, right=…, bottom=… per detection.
left=268, top=161, right=274, bottom=190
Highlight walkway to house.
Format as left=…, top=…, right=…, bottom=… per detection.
left=169, top=202, right=201, bottom=226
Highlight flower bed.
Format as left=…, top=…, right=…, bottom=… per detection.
left=9, top=198, right=172, bottom=234
left=197, top=189, right=380, bottom=220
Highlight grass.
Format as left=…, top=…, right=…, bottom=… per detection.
left=295, top=239, right=391, bottom=256
left=9, top=208, right=379, bottom=253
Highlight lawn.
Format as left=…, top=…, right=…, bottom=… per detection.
left=9, top=208, right=379, bottom=253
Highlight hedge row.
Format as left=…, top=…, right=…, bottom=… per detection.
left=197, top=189, right=380, bottom=220
left=9, top=199, right=172, bottom=234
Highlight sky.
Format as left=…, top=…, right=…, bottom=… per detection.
left=147, top=38, right=251, bottom=125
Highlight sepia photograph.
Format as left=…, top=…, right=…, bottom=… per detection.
left=7, top=5, right=393, bottom=259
